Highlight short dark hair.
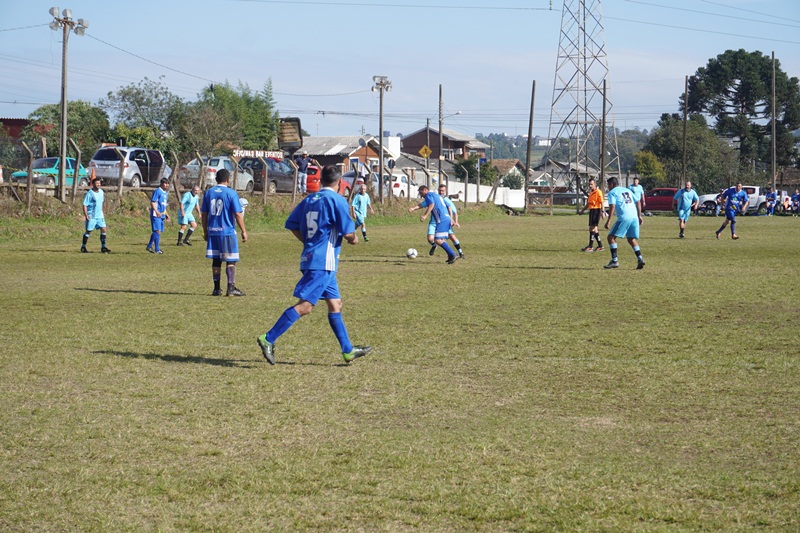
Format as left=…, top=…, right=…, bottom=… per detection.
left=320, top=165, right=341, bottom=187
left=91, top=177, right=102, bottom=186
left=160, top=177, right=170, bottom=185
left=606, top=177, right=618, bottom=188
left=216, top=169, right=230, bottom=183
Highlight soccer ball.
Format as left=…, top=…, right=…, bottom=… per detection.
left=406, top=248, right=418, bottom=259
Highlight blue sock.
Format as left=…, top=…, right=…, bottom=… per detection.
left=147, top=233, right=155, bottom=249
left=154, top=232, right=161, bottom=251
left=439, top=241, right=455, bottom=257
left=731, top=221, right=736, bottom=235
left=328, top=312, right=353, bottom=354
left=610, top=243, right=618, bottom=261
left=266, top=307, right=301, bottom=344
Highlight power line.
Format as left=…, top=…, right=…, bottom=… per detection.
left=624, top=0, right=800, bottom=29
left=700, top=0, right=800, bottom=25
left=235, top=0, right=551, bottom=11
left=606, top=15, right=800, bottom=45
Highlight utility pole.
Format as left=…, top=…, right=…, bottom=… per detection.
left=372, top=75, right=391, bottom=203
left=439, top=84, right=444, bottom=185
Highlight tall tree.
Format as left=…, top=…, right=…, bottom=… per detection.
left=196, top=81, right=280, bottom=151
left=686, top=49, right=800, bottom=168
left=631, top=150, right=666, bottom=186
left=20, top=101, right=110, bottom=163
left=99, top=76, right=186, bottom=133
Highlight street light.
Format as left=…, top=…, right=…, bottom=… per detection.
left=49, top=7, right=88, bottom=202
left=372, top=75, right=391, bottom=202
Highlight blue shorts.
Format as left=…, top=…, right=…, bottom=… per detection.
left=293, top=270, right=340, bottom=305
left=178, top=213, right=196, bottom=225
left=428, top=219, right=453, bottom=239
left=355, top=216, right=366, bottom=227
left=85, top=217, right=106, bottom=232
left=725, top=207, right=738, bottom=221
left=677, top=208, right=692, bottom=221
left=609, top=217, right=640, bottom=240
left=151, top=217, right=165, bottom=232
left=205, top=234, right=240, bottom=262
left=427, top=221, right=454, bottom=237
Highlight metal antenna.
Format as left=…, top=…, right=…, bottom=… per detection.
left=545, top=0, right=621, bottom=204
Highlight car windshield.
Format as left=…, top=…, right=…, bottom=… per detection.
left=33, top=158, right=59, bottom=169
left=93, top=149, right=126, bottom=161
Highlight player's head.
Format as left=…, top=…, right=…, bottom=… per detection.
left=159, top=177, right=170, bottom=189
left=606, top=177, right=618, bottom=189
left=767, top=186, right=773, bottom=191
left=418, top=185, right=430, bottom=196
left=685, top=181, right=692, bottom=190
left=633, top=176, right=640, bottom=184
left=320, top=165, right=341, bottom=187
left=735, top=182, right=743, bottom=191
left=216, top=169, right=230, bottom=184
left=358, top=183, right=366, bottom=194
left=191, top=185, right=200, bottom=195
left=438, top=184, right=447, bottom=195
left=588, top=178, right=596, bottom=190
left=91, top=177, right=102, bottom=189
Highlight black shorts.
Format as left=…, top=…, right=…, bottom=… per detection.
left=588, top=208, right=602, bottom=227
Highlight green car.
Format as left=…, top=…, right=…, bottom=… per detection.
left=10, top=157, right=89, bottom=187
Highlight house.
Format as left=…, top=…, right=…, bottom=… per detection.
left=492, top=159, right=527, bottom=183
left=299, top=136, right=387, bottom=175
left=401, top=126, right=490, bottom=162
left=0, top=118, right=29, bottom=141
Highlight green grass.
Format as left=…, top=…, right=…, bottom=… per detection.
left=1, top=203, right=799, bottom=531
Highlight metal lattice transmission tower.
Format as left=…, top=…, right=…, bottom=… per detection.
left=546, top=0, right=620, bottom=194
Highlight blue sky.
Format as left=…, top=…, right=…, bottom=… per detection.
left=1, top=0, right=798, bottom=140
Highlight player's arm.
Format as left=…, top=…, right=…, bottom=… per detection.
left=408, top=202, right=423, bottom=213
left=151, top=199, right=160, bottom=218
left=344, top=231, right=358, bottom=245
left=419, top=203, right=434, bottom=222
left=604, top=204, right=615, bottom=229
left=290, top=229, right=303, bottom=243
left=201, top=211, right=209, bottom=240
left=235, top=212, right=247, bottom=242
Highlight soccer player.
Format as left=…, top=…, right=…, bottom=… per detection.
left=437, top=184, right=466, bottom=258
left=147, top=177, right=171, bottom=254
left=578, top=177, right=605, bottom=251
left=350, top=183, right=375, bottom=242
left=715, top=182, right=749, bottom=240
left=407, top=185, right=459, bottom=264
left=257, top=165, right=372, bottom=365
left=81, top=177, right=110, bottom=253
left=603, top=176, right=645, bottom=269
left=628, top=176, right=646, bottom=214
left=764, top=186, right=777, bottom=216
left=791, top=188, right=800, bottom=216
left=201, top=169, right=247, bottom=296
left=672, top=180, right=699, bottom=238
left=177, top=185, right=201, bottom=246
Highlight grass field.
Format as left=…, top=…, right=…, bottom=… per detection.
left=1, top=203, right=799, bottom=531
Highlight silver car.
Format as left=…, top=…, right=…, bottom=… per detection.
left=89, top=146, right=166, bottom=188
left=179, top=156, right=255, bottom=193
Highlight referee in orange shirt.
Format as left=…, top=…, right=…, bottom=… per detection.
left=579, top=178, right=606, bottom=252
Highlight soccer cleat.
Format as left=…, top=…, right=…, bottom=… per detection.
left=155, top=250, right=164, bottom=254
left=603, top=260, right=619, bottom=269
left=582, top=246, right=594, bottom=252
left=212, top=289, right=223, bottom=296
left=732, top=234, right=739, bottom=240
left=101, top=247, right=111, bottom=253
left=363, top=236, right=369, bottom=242
left=679, top=233, right=684, bottom=239
left=343, top=345, right=372, bottom=363
left=458, top=251, right=466, bottom=259
left=715, top=232, right=720, bottom=240
left=226, top=284, right=245, bottom=296
left=80, top=247, right=88, bottom=253
left=147, top=246, right=154, bottom=253
left=594, top=246, right=605, bottom=252
left=177, top=241, right=184, bottom=246
left=257, top=334, right=275, bottom=365
left=429, top=246, right=436, bottom=256
left=446, top=255, right=459, bottom=264
left=183, top=240, right=192, bottom=246
left=637, top=259, right=646, bottom=270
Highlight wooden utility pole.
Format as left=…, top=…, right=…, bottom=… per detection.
left=682, top=75, right=688, bottom=185
left=524, top=80, right=536, bottom=214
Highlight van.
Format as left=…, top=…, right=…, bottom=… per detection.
left=89, top=146, right=166, bottom=188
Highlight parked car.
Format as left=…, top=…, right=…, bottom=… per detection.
left=696, top=185, right=768, bottom=216
left=344, top=171, right=391, bottom=198
left=239, top=156, right=294, bottom=193
left=89, top=146, right=166, bottom=188
left=388, top=173, right=418, bottom=198
left=10, top=157, right=89, bottom=187
left=643, top=187, right=678, bottom=212
left=306, top=165, right=321, bottom=193
left=180, top=156, right=255, bottom=193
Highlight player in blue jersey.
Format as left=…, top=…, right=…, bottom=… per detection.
left=257, top=165, right=372, bottom=365
left=672, top=181, right=699, bottom=238
left=764, top=186, right=777, bottom=216
left=436, top=184, right=466, bottom=258
left=715, top=182, right=749, bottom=240
left=177, top=185, right=201, bottom=246
left=603, top=176, right=645, bottom=269
left=628, top=176, right=646, bottom=214
left=350, top=183, right=375, bottom=241
left=792, top=188, right=800, bottom=216
left=201, top=169, right=247, bottom=296
left=146, top=177, right=171, bottom=254
left=80, top=177, right=110, bottom=253
left=408, top=184, right=459, bottom=264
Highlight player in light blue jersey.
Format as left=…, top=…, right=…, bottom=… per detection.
left=146, top=177, right=171, bottom=254
left=628, top=176, right=646, bottom=214
left=672, top=181, right=699, bottom=238
left=257, top=165, right=372, bottom=365
left=202, top=169, right=247, bottom=296
left=177, top=185, right=200, bottom=246
left=408, top=184, right=459, bottom=264
left=437, top=184, right=465, bottom=258
left=715, top=182, right=749, bottom=240
left=81, top=177, right=110, bottom=253
left=604, top=176, right=645, bottom=269
left=350, top=183, right=375, bottom=241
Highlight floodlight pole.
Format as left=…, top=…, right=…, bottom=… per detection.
left=49, top=7, right=88, bottom=203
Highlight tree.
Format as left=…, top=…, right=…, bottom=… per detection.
left=632, top=150, right=666, bottom=187
left=20, top=101, right=110, bottom=163
left=686, top=49, right=800, bottom=168
left=99, top=76, right=186, bottom=133
left=178, top=105, right=242, bottom=157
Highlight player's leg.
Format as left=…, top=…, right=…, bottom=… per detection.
left=427, top=224, right=436, bottom=255
left=99, top=227, right=110, bottom=253
left=220, top=235, right=244, bottom=295
left=449, top=231, right=464, bottom=258
left=628, top=236, right=645, bottom=269
left=81, top=226, right=92, bottom=253
left=604, top=221, right=622, bottom=268
left=211, top=257, right=223, bottom=295
left=434, top=223, right=457, bottom=262
left=716, top=214, right=730, bottom=239
left=178, top=223, right=187, bottom=245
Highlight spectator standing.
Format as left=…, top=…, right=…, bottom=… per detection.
left=81, top=177, right=110, bottom=253
left=257, top=165, right=372, bottom=365
left=715, top=182, right=749, bottom=240
left=201, top=169, right=248, bottom=296
left=294, top=150, right=312, bottom=194
left=578, top=177, right=605, bottom=251
left=147, top=177, right=171, bottom=254
left=178, top=185, right=201, bottom=246
left=672, top=181, right=699, bottom=238
left=604, top=176, right=645, bottom=269
left=628, top=176, right=646, bottom=214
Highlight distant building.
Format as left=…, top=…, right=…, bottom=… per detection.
left=401, top=126, right=489, bottom=162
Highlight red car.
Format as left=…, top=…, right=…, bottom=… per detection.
left=306, top=165, right=320, bottom=193
left=643, top=187, right=678, bottom=212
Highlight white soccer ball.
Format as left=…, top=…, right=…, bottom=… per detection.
left=406, top=248, right=418, bottom=259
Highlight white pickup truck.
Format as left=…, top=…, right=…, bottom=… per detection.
left=697, top=185, right=768, bottom=215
